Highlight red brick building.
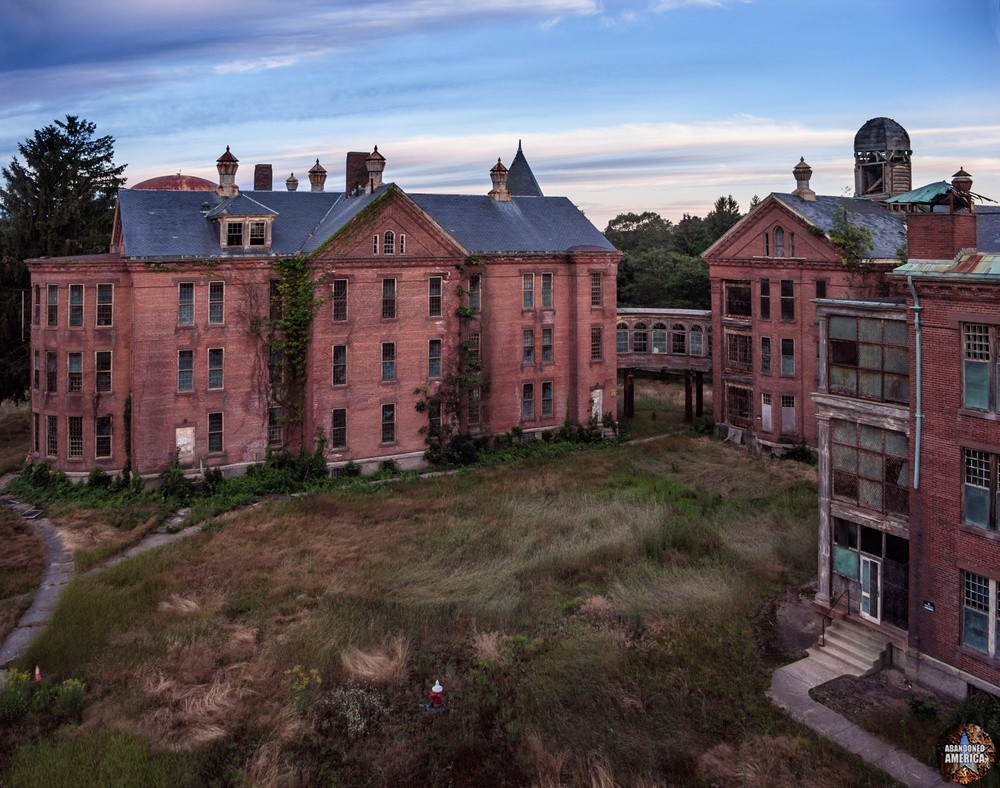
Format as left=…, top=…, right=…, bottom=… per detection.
left=28, top=145, right=619, bottom=477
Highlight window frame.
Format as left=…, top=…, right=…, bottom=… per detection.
left=207, top=347, right=223, bottom=390
left=383, top=230, right=395, bottom=255
left=332, top=279, right=348, bottom=321
left=541, top=327, right=553, bottom=363
left=759, top=278, right=771, bottom=320
left=33, top=284, right=40, bottom=325
left=226, top=222, right=244, bottom=247
left=67, top=352, right=82, bottom=393
left=95, top=351, right=112, bottom=393
left=724, top=331, right=752, bottom=372
left=428, top=276, right=442, bottom=318
left=46, top=414, right=58, bottom=457
left=961, top=571, right=999, bottom=657
left=632, top=322, right=648, bottom=353
left=831, top=419, right=910, bottom=517
left=780, top=338, right=795, bottom=377
left=521, top=382, right=534, bottom=420
left=428, top=338, right=442, bottom=379
left=541, top=381, right=554, bottom=418
left=381, top=403, right=396, bottom=444
left=249, top=220, right=267, bottom=247
left=178, top=350, right=194, bottom=392
left=68, top=416, right=83, bottom=459
left=208, top=412, right=223, bottom=453
left=47, top=284, right=58, bottom=327
left=723, top=280, right=751, bottom=318
left=760, top=337, right=772, bottom=375
left=469, top=275, right=481, bottom=312
left=178, top=282, right=194, bottom=326
left=590, top=326, right=603, bottom=362
left=96, top=283, right=113, bottom=327
left=780, top=279, right=795, bottom=322
left=381, top=278, right=396, bottom=320
left=332, top=344, right=347, bottom=386
left=381, top=342, right=396, bottom=382
left=522, top=329, right=535, bottom=365
left=829, top=315, right=909, bottom=405
left=590, top=272, right=602, bottom=307
left=268, top=406, right=284, bottom=446
left=522, top=273, right=535, bottom=310
left=651, top=323, right=667, bottom=354
left=46, top=351, right=57, bottom=393
left=208, top=281, right=225, bottom=324
left=95, top=415, right=112, bottom=458
left=68, top=284, right=84, bottom=328
left=331, top=408, right=347, bottom=448
left=542, top=273, right=553, bottom=309
left=616, top=322, right=629, bottom=354
left=671, top=323, right=686, bottom=355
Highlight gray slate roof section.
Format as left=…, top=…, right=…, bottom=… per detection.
left=772, top=194, right=907, bottom=259
left=410, top=194, right=615, bottom=253
left=978, top=207, right=1000, bottom=253
left=506, top=143, right=543, bottom=197
left=117, top=188, right=384, bottom=258
left=205, top=193, right=278, bottom=218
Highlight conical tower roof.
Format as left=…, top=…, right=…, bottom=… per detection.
left=506, top=141, right=543, bottom=197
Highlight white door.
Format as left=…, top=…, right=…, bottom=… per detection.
left=175, top=427, right=195, bottom=466
left=860, top=556, right=881, bottom=623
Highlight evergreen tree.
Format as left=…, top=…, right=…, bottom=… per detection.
left=705, top=195, right=741, bottom=242
left=0, top=116, right=126, bottom=401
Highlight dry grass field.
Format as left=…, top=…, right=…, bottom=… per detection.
left=0, top=507, right=45, bottom=643
left=0, top=400, right=899, bottom=786
left=0, top=401, right=29, bottom=475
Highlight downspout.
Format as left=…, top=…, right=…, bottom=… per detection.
left=907, top=276, right=923, bottom=489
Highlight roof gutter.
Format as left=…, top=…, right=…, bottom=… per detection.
left=907, top=275, right=923, bottom=490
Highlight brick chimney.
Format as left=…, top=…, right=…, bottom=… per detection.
left=285, top=172, right=299, bottom=192
left=346, top=152, right=369, bottom=194
left=216, top=146, right=239, bottom=198
left=906, top=168, right=978, bottom=260
left=366, top=146, right=386, bottom=194
left=308, top=159, right=327, bottom=193
left=488, top=158, right=511, bottom=202
left=791, top=157, right=816, bottom=201
left=254, top=164, right=273, bottom=191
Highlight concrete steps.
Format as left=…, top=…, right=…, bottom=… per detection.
left=806, top=618, right=888, bottom=678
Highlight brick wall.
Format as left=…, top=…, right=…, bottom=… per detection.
left=907, top=212, right=977, bottom=260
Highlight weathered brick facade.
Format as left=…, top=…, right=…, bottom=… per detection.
left=28, top=148, right=620, bottom=477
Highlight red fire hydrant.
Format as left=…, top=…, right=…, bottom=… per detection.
left=428, top=680, right=443, bottom=710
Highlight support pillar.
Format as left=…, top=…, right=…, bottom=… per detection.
left=695, top=371, right=704, bottom=417
left=684, top=370, right=693, bottom=423
left=624, top=369, right=635, bottom=418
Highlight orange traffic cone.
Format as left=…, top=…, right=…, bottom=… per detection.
left=34, top=666, right=41, bottom=683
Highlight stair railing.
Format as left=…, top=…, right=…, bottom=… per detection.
left=820, top=587, right=850, bottom=647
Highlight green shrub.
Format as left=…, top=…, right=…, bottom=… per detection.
left=86, top=466, right=112, bottom=489
left=0, top=668, right=32, bottom=723
left=157, top=458, right=192, bottom=501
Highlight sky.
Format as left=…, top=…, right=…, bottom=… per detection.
left=1, top=0, right=999, bottom=229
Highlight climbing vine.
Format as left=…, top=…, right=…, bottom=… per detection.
left=827, top=206, right=889, bottom=298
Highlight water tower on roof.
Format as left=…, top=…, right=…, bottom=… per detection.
left=854, top=117, right=912, bottom=200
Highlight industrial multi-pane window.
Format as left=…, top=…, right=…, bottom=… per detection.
left=542, top=327, right=553, bottom=363
left=178, top=350, right=193, bottom=392
left=522, top=274, right=534, bottom=309
left=68, top=353, right=82, bottom=393
left=522, top=329, right=535, bottom=365
left=780, top=280, right=794, bottom=321
left=382, top=279, right=396, bottom=319
left=47, top=284, right=58, bottom=326
left=831, top=420, right=909, bottom=516
left=591, top=327, right=603, bottom=361
left=723, top=281, right=751, bottom=318
left=178, top=283, right=194, bottom=325
left=521, top=383, right=534, bottom=419
left=96, top=284, right=113, bottom=326
left=68, top=417, right=83, bottom=458
left=429, top=339, right=442, bottom=378
left=590, top=272, right=602, bottom=307
left=331, top=409, right=347, bottom=448
left=725, top=384, right=752, bottom=426
left=332, top=345, right=347, bottom=385
left=96, top=351, right=112, bottom=392
left=542, top=273, right=553, bottom=308
left=95, top=416, right=112, bottom=458
left=725, top=332, right=752, bottom=371
left=208, top=413, right=223, bottom=452
left=381, top=342, right=396, bottom=381
left=208, top=281, right=224, bottom=324
left=541, top=381, right=554, bottom=417
left=207, top=348, right=223, bottom=390
left=332, top=279, right=348, bottom=321
left=428, top=277, right=442, bottom=317
left=381, top=404, right=395, bottom=443
left=69, top=285, right=83, bottom=327
left=829, top=316, right=908, bottom=404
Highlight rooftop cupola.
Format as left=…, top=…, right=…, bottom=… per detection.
left=308, top=159, right=327, bottom=193
left=216, top=146, right=239, bottom=198
left=489, top=158, right=511, bottom=202
left=366, top=146, right=386, bottom=194
left=285, top=172, right=299, bottom=192
left=791, top=157, right=816, bottom=201
left=952, top=167, right=973, bottom=195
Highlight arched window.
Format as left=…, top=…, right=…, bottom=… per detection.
left=651, top=323, right=667, bottom=353
left=383, top=230, right=395, bottom=255
left=689, top=324, right=704, bottom=356
left=774, top=226, right=785, bottom=257
left=633, top=322, right=648, bottom=353
left=671, top=323, right=687, bottom=354
left=616, top=322, right=629, bottom=353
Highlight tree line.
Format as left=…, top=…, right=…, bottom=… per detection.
left=606, top=195, right=752, bottom=309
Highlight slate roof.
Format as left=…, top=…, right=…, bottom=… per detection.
left=772, top=193, right=907, bottom=259
left=506, top=142, right=543, bottom=197
left=854, top=117, right=910, bottom=152
left=409, top=194, right=614, bottom=254
left=116, top=184, right=613, bottom=259
left=977, top=207, right=1000, bottom=253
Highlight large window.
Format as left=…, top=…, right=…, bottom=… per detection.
left=832, top=420, right=909, bottom=516
left=46, top=415, right=57, bottom=456
left=725, top=331, right=752, bottom=372
left=759, top=279, right=771, bottom=320
left=591, top=326, right=603, bottom=362
left=542, top=381, right=554, bottom=418
left=68, top=353, right=82, bottom=393
left=331, top=409, right=347, bottom=448
left=47, top=284, right=58, bottom=326
left=780, top=338, right=795, bottom=377
left=780, top=280, right=794, bottom=321
left=689, top=325, right=705, bottom=356
left=332, top=345, right=347, bottom=385
left=381, top=404, right=395, bottom=443
left=46, top=351, right=57, bottom=393
left=382, top=278, right=396, bottom=319
left=83, top=350, right=103, bottom=394
left=429, top=339, right=442, bottom=378
left=207, top=348, right=223, bottom=390
left=381, top=342, right=395, bottom=382
left=725, top=384, right=752, bottom=427
left=383, top=231, right=395, bottom=255
left=68, top=416, right=83, bottom=458
left=829, top=316, right=908, bottom=404
left=542, top=273, right=553, bottom=309
left=96, top=284, right=113, bottom=326
left=632, top=323, right=648, bottom=353
left=95, top=416, right=112, bottom=458
left=723, top=281, right=751, bottom=318
left=522, top=274, right=534, bottom=310
left=962, top=572, right=1000, bottom=657
left=208, top=281, right=224, bottom=324
left=651, top=323, right=667, bottom=354
left=671, top=324, right=686, bottom=355
left=332, top=279, right=348, bottom=321
left=469, top=275, right=481, bottom=312
left=590, top=272, right=602, bottom=307
left=178, top=350, right=193, bottom=392
left=69, top=285, right=83, bottom=327
left=178, top=283, right=194, bottom=325
left=522, top=383, right=534, bottom=420
left=428, top=277, right=442, bottom=317
left=208, top=413, right=223, bottom=452
left=616, top=323, right=628, bottom=354
left=760, top=337, right=772, bottom=375
left=522, top=329, right=535, bottom=364
left=542, top=327, right=553, bottom=363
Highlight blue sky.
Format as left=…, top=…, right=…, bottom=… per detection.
left=1, top=0, right=998, bottom=228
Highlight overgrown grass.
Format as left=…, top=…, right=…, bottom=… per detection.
left=618, top=373, right=714, bottom=440
left=0, top=507, right=45, bottom=642
left=1, top=421, right=895, bottom=785
left=0, top=401, right=30, bottom=475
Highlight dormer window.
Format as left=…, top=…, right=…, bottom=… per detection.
left=249, top=221, right=267, bottom=247
left=215, top=216, right=274, bottom=250
left=227, top=222, right=244, bottom=247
